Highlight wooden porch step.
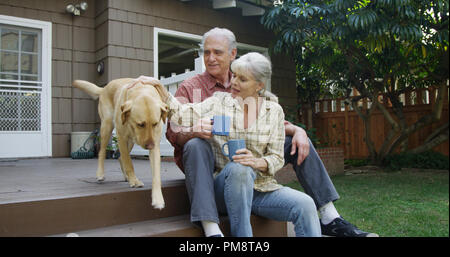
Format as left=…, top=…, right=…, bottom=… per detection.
left=1, top=180, right=287, bottom=237
left=0, top=158, right=288, bottom=237
left=52, top=215, right=203, bottom=237
left=0, top=181, right=190, bottom=237
left=51, top=214, right=287, bottom=237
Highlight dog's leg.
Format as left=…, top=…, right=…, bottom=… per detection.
left=97, top=118, right=114, bottom=182
left=118, top=140, right=135, bottom=182
left=150, top=147, right=165, bottom=209
left=118, top=156, right=127, bottom=182
left=117, top=135, right=144, bottom=188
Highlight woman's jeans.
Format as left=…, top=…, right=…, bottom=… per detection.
left=182, top=137, right=333, bottom=236
left=214, top=162, right=321, bottom=237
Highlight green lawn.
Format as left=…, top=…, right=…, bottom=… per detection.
left=285, top=169, right=449, bottom=237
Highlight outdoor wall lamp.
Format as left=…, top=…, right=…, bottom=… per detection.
left=96, top=61, right=105, bottom=75
left=66, top=2, right=88, bottom=16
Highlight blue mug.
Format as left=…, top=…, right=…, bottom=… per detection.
left=211, top=115, right=230, bottom=136
left=222, top=139, right=246, bottom=161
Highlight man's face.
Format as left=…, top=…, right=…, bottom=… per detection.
left=203, top=35, right=237, bottom=79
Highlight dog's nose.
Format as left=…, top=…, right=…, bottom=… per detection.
left=145, top=142, right=155, bottom=150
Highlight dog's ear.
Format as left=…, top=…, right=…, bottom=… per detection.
left=121, top=101, right=132, bottom=125
left=160, top=103, right=169, bottom=124
left=151, top=81, right=169, bottom=102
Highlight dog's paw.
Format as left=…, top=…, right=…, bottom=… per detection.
left=152, top=200, right=165, bottom=210
left=129, top=179, right=144, bottom=188
left=152, top=193, right=165, bottom=210
left=96, top=170, right=105, bottom=182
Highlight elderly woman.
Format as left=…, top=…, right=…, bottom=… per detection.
left=165, top=52, right=321, bottom=237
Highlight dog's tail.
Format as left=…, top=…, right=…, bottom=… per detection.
left=72, top=80, right=103, bottom=100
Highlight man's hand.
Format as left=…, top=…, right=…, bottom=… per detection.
left=290, top=126, right=310, bottom=166
left=192, top=118, right=213, bottom=139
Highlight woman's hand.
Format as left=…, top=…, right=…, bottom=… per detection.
left=233, top=148, right=268, bottom=173
left=192, top=118, right=213, bottom=139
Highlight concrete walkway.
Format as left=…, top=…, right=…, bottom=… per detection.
left=0, top=158, right=185, bottom=204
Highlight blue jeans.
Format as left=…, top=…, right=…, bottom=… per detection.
left=182, top=138, right=219, bottom=225
left=182, top=137, right=337, bottom=235
left=214, top=162, right=321, bottom=237
left=284, top=136, right=339, bottom=208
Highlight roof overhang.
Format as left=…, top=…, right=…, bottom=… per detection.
left=180, top=0, right=274, bottom=16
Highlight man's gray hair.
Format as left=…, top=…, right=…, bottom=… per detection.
left=199, top=27, right=237, bottom=54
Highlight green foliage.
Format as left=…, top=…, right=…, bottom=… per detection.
left=261, top=0, right=449, bottom=162
left=106, top=135, right=118, bottom=151
left=294, top=38, right=348, bottom=105
left=263, top=0, right=448, bottom=48
left=344, top=158, right=370, bottom=167
left=262, top=0, right=449, bottom=90
left=262, top=0, right=449, bottom=86
left=296, top=122, right=319, bottom=146
left=283, top=105, right=320, bottom=146
left=383, top=151, right=450, bottom=171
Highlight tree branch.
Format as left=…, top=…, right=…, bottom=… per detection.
left=408, top=123, right=449, bottom=154
left=384, top=81, right=448, bottom=155
left=424, top=122, right=449, bottom=145
left=373, top=97, right=400, bottom=132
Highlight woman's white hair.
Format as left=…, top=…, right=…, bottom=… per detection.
left=231, top=52, right=273, bottom=93
left=199, top=27, right=237, bottom=54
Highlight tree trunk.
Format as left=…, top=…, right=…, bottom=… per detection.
left=351, top=100, right=378, bottom=163
left=385, top=82, right=447, bottom=156
left=408, top=122, right=449, bottom=154
left=306, top=106, right=314, bottom=130
left=351, top=82, right=448, bottom=165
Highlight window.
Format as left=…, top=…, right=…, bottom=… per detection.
left=0, top=25, right=42, bottom=131
left=158, top=33, right=201, bottom=79
left=154, top=28, right=269, bottom=86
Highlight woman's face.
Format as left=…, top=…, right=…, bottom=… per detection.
left=230, top=69, right=264, bottom=100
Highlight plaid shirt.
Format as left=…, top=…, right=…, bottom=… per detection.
left=165, top=71, right=231, bottom=172
left=166, top=91, right=286, bottom=192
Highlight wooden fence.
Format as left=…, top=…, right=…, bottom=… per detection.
left=305, top=86, right=449, bottom=159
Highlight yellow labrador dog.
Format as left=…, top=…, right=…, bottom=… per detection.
left=73, top=76, right=168, bottom=209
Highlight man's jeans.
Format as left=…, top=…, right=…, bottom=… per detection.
left=283, top=136, right=340, bottom=208
left=214, top=162, right=321, bottom=237
left=182, top=136, right=339, bottom=232
left=182, top=138, right=219, bottom=225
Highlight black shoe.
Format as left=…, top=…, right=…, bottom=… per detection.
left=320, top=217, right=379, bottom=237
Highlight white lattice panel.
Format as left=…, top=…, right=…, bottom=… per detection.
left=0, top=89, right=41, bottom=131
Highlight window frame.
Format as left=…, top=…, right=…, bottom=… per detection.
left=0, top=14, right=52, bottom=156
left=153, top=27, right=270, bottom=91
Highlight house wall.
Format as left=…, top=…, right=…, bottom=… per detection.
left=0, top=0, right=99, bottom=157
left=0, top=0, right=296, bottom=157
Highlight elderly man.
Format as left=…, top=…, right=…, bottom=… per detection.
left=166, top=27, right=377, bottom=237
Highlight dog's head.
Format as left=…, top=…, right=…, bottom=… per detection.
left=121, top=93, right=169, bottom=150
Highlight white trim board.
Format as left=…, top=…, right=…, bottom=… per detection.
left=0, top=15, right=52, bottom=158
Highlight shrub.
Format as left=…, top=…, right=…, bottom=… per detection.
left=344, top=159, right=370, bottom=167
left=383, top=151, right=449, bottom=171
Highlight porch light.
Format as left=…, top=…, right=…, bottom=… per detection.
left=65, top=2, right=88, bottom=16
